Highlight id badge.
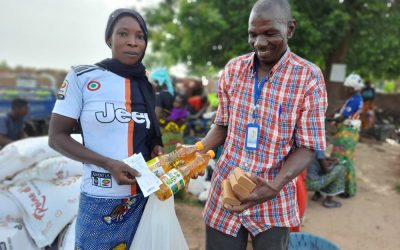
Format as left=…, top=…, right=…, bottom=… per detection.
left=245, top=123, right=260, bottom=150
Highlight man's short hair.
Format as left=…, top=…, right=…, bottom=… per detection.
left=253, top=0, right=292, bottom=20
left=11, top=98, right=28, bottom=109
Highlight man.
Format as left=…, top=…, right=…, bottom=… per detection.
left=0, top=98, right=29, bottom=147
left=199, top=1, right=327, bottom=249
left=306, top=150, right=345, bottom=208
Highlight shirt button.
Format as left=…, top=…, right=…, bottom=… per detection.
left=242, top=210, right=250, bottom=216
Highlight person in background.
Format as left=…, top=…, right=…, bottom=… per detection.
left=167, top=94, right=189, bottom=126
left=0, top=98, right=29, bottom=148
left=360, top=80, right=376, bottom=130
left=306, top=150, right=345, bottom=208
left=198, top=0, right=328, bottom=249
left=162, top=94, right=190, bottom=152
left=328, top=73, right=364, bottom=198
left=186, top=89, right=210, bottom=138
left=150, top=68, right=174, bottom=121
left=48, top=9, right=163, bottom=249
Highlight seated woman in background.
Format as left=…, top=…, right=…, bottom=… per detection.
left=162, top=94, right=189, bottom=152
left=306, top=150, right=345, bottom=208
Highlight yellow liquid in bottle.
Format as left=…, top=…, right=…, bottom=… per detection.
left=155, top=150, right=214, bottom=201
left=147, top=142, right=203, bottom=177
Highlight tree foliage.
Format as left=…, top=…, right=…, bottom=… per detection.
left=144, top=0, right=399, bottom=79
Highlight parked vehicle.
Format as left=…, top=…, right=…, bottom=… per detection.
left=0, top=86, right=56, bottom=136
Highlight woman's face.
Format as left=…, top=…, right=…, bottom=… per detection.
left=173, top=96, right=184, bottom=108
left=109, top=16, right=146, bottom=65
left=345, top=86, right=356, bottom=96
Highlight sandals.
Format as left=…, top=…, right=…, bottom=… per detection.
left=311, top=191, right=322, bottom=201
left=322, top=199, right=342, bottom=208
left=338, top=193, right=351, bottom=199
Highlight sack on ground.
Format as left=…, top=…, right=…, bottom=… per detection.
left=11, top=156, right=83, bottom=184
left=0, top=221, right=42, bottom=250
left=130, top=195, right=188, bottom=250
left=187, top=172, right=207, bottom=196
left=0, top=134, right=82, bottom=180
left=8, top=176, right=81, bottom=248
left=0, top=191, right=23, bottom=224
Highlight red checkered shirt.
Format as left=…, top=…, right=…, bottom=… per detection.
left=203, top=49, right=327, bottom=236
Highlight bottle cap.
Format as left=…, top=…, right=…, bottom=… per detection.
left=195, top=141, right=204, bottom=151
left=207, top=150, right=215, bottom=159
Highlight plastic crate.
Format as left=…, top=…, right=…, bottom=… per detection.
left=289, top=232, right=340, bottom=250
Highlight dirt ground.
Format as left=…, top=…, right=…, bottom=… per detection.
left=175, top=140, right=400, bottom=250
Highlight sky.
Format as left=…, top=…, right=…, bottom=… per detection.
left=0, top=0, right=161, bottom=70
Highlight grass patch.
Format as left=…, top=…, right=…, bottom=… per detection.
left=174, top=189, right=205, bottom=207
left=395, top=184, right=400, bottom=193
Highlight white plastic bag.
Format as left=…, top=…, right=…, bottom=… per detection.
left=130, top=195, right=188, bottom=250
left=0, top=221, right=42, bottom=250
left=8, top=176, right=81, bottom=248
left=57, top=217, right=76, bottom=250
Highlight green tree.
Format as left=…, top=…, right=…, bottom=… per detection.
left=145, top=0, right=400, bottom=79
left=0, top=60, right=9, bottom=69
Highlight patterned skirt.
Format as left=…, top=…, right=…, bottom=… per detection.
left=75, top=193, right=147, bottom=250
left=306, top=164, right=345, bottom=196
left=331, top=125, right=359, bottom=196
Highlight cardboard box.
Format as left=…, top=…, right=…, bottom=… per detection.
left=229, top=172, right=250, bottom=199
left=222, top=179, right=240, bottom=206
left=233, top=167, right=256, bottom=192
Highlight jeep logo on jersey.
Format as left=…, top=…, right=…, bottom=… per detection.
left=87, top=81, right=101, bottom=91
left=95, top=102, right=150, bottom=128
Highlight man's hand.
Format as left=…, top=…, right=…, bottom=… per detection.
left=191, top=171, right=205, bottom=179
left=151, top=145, right=164, bottom=158
left=327, top=157, right=339, bottom=166
left=223, top=174, right=279, bottom=213
left=107, top=159, right=141, bottom=185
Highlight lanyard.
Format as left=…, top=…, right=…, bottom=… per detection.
left=253, top=65, right=268, bottom=106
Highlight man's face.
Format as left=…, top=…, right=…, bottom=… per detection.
left=248, top=6, right=295, bottom=69
left=15, top=105, right=28, bottom=118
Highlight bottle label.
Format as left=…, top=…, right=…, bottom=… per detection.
left=166, top=151, right=181, bottom=168
left=160, top=169, right=185, bottom=195
left=146, top=157, right=165, bottom=177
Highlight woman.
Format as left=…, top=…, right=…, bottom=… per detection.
left=306, top=150, right=345, bottom=208
left=48, top=9, right=163, bottom=249
left=329, top=73, right=364, bottom=198
left=162, top=94, right=189, bottom=152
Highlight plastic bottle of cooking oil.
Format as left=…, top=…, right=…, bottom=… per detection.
left=146, top=142, right=204, bottom=177
left=156, top=150, right=215, bottom=201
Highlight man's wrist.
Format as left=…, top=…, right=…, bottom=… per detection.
left=266, top=181, right=280, bottom=194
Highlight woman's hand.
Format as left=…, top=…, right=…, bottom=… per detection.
left=106, top=159, right=141, bottom=185
left=223, top=174, right=279, bottom=213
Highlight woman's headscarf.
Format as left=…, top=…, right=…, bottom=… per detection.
left=105, top=8, right=148, bottom=45
left=344, top=73, right=364, bottom=91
